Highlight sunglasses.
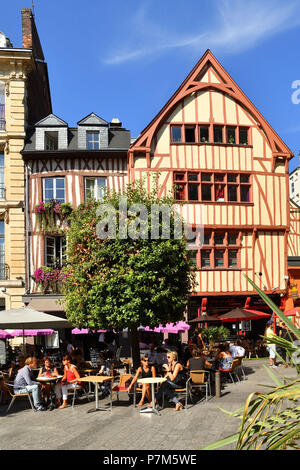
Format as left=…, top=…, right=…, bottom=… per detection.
left=142, top=358, right=149, bottom=362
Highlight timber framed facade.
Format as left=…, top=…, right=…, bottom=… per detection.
left=129, top=50, right=293, bottom=320
left=22, top=113, right=130, bottom=304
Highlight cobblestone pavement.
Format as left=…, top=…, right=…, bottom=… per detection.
left=0, top=359, right=297, bottom=450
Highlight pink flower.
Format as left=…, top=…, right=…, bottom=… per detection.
left=54, top=203, right=62, bottom=214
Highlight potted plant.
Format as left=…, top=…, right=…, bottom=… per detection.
left=33, top=266, right=70, bottom=294
left=201, top=326, right=230, bottom=351
left=33, top=200, right=73, bottom=232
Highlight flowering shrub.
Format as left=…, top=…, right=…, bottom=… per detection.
left=33, top=201, right=73, bottom=232
left=33, top=266, right=70, bottom=293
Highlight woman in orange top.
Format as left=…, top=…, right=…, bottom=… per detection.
left=55, top=355, right=81, bottom=409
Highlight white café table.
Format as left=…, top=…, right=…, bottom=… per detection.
left=137, top=377, right=166, bottom=416
left=79, top=375, right=114, bottom=413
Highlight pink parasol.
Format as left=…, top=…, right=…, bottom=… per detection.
left=10, top=329, right=54, bottom=337
left=145, top=321, right=190, bottom=334
left=0, top=329, right=13, bottom=339
left=71, top=328, right=107, bottom=334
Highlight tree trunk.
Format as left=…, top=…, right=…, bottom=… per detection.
left=130, top=325, right=140, bottom=372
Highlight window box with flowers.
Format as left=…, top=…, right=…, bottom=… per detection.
left=34, top=200, right=73, bottom=233
left=33, top=266, right=70, bottom=294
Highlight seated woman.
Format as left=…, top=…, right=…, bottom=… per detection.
left=38, top=357, right=59, bottom=405
left=215, top=343, right=233, bottom=370
left=127, top=354, right=156, bottom=407
left=186, top=348, right=212, bottom=371
left=156, top=351, right=186, bottom=411
left=55, top=355, right=82, bottom=409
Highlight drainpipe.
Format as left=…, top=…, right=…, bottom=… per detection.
left=25, top=163, right=31, bottom=295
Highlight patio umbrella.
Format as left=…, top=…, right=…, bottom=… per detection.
left=145, top=321, right=190, bottom=334
left=9, top=329, right=54, bottom=337
left=284, top=308, right=299, bottom=317
left=72, top=328, right=107, bottom=334
left=189, top=315, right=221, bottom=323
left=0, top=307, right=72, bottom=352
left=0, top=307, right=72, bottom=329
left=0, top=329, right=13, bottom=340
left=218, top=308, right=271, bottom=322
left=176, top=321, right=191, bottom=330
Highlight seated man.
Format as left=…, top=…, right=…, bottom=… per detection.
left=229, top=340, right=245, bottom=358
left=13, top=357, right=46, bottom=411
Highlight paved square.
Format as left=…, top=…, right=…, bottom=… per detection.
left=0, top=359, right=297, bottom=450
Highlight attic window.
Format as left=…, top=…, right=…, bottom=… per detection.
left=86, top=131, right=100, bottom=150
left=45, top=131, right=58, bottom=150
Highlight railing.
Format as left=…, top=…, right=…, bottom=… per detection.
left=0, top=104, right=5, bottom=131
left=0, top=263, right=9, bottom=281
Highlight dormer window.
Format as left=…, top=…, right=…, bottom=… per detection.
left=77, top=113, right=109, bottom=150
left=86, top=131, right=100, bottom=150
left=45, top=131, right=58, bottom=150
left=35, top=114, right=68, bottom=151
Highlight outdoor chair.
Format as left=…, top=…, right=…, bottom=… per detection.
left=234, top=356, right=246, bottom=380
left=68, top=383, right=90, bottom=408
left=4, top=382, right=35, bottom=414
left=112, top=373, right=132, bottom=404
left=161, top=383, right=192, bottom=411
left=161, top=372, right=193, bottom=410
left=187, top=370, right=211, bottom=403
left=219, top=358, right=241, bottom=384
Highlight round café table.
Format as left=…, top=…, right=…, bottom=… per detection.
left=137, top=377, right=166, bottom=416
left=36, top=375, right=63, bottom=410
left=79, top=375, right=114, bottom=413
left=81, top=368, right=98, bottom=394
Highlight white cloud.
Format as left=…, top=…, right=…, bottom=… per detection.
left=103, top=0, right=300, bottom=65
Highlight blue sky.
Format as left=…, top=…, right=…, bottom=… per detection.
left=2, top=0, right=300, bottom=171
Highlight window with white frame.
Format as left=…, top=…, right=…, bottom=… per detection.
left=86, top=131, right=100, bottom=150
left=45, top=131, right=59, bottom=150
left=43, top=177, right=65, bottom=202
left=45, top=236, right=67, bottom=268
left=85, top=177, right=107, bottom=201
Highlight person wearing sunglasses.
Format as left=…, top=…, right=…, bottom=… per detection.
left=156, top=351, right=186, bottom=411
left=127, top=354, right=156, bottom=407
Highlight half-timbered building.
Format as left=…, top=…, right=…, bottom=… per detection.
left=129, top=50, right=293, bottom=332
left=285, top=199, right=300, bottom=328
left=21, top=112, right=130, bottom=313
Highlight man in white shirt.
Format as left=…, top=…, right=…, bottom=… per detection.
left=229, top=340, right=245, bottom=358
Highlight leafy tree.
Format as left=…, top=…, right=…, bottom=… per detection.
left=63, top=179, right=195, bottom=368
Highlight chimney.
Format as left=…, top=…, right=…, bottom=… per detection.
left=110, top=118, right=122, bottom=128
left=21, top=9, right=32, bottom=49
